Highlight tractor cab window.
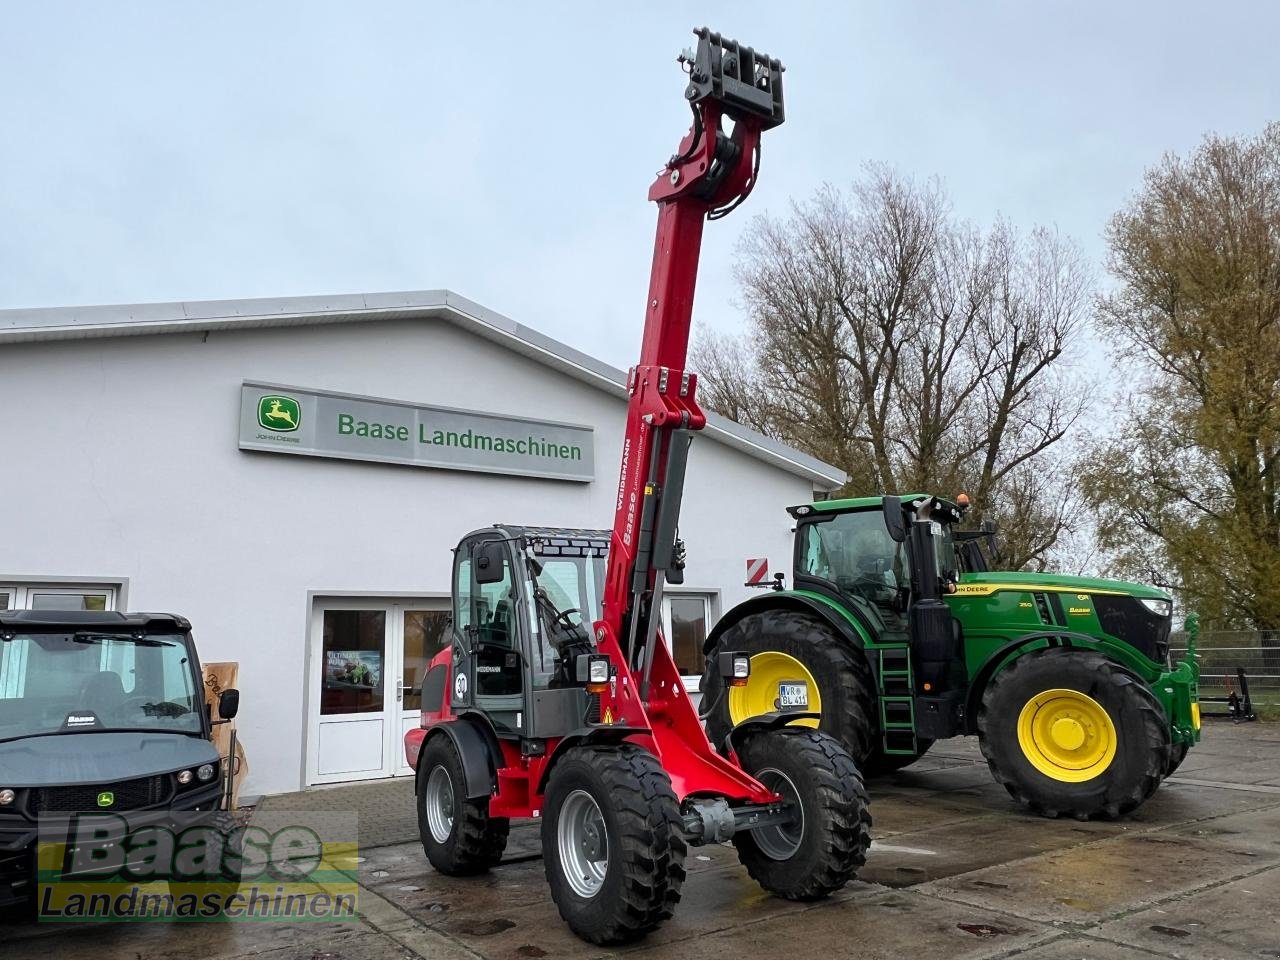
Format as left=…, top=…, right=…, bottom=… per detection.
left=934, top=524, right=959, bottom=580
left=528, top=554, right=605, bottom=689
left=800, top=510, right=908, bottom=614
left=455, top=540, right=522, bottom=702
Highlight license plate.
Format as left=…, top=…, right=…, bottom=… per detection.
left=778, top=682, right=809, bottom=709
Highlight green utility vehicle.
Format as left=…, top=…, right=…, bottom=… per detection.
left=701, top=495, right=1200, bottom=819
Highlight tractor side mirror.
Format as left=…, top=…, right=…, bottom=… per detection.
left=882, top=496, right=907, bottom=543
left=474, top=541, right=507, bottom=585
left=218, top=688, right=240, bottom=721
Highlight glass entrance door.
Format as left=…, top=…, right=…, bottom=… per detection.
left=395, top=608, right=450, bottom=776
left=307, top=598, right=449, bottom=785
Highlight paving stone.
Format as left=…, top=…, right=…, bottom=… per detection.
left=1087, top=864, right=1280, bottom=960
left=918, top=826, right=1280, bottom=924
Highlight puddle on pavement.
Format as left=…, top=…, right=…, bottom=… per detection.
left=449, top=917, right=516, bottom=936
left=957, top=923, right=1012, bottom=937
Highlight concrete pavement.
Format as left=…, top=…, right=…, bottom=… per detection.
left=5, top=723, right=1279, bottom=959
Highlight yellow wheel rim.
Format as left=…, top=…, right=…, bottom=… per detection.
left=1017, top=688, right=1117, bottom=783
left=727, top=652, right=820, bottom=729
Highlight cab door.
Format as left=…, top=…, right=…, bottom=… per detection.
left=451, top=535, right=526, bottom=734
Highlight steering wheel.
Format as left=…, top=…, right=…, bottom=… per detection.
left=554, top=607, right=582, bottom=630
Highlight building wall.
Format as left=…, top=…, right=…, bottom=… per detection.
left=0, top=319, right=810, bottom=796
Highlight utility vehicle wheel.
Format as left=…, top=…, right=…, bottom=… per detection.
left=863, top=738, right=935, bottom=775
left=702, top=610, right=877, bottom=765
left=417, top=735, right=509, bottom=875
left=978, top=650, right=1170, bottom=819
left=542, top=744, right=686, bottom=944
left=733, top=728, right=872, bottom=900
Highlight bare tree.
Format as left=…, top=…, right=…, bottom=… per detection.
left=694, top=166, right=1093, bottom=569
left=1081, top=124, right=1280, bottom=629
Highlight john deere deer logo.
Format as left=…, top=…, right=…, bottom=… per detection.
left=258, top=395, right=301, bottom=433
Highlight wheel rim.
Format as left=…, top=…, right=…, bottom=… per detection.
left=1017, top=688, right=1117, bottom=782
left=425, top=766, right=455, bottom=843
left=727, top=652, right=821, bottom=730
left=557, top=789, right=608, bottom=898
left=751, top=766, right=805, bottom=860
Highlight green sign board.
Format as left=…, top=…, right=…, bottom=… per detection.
left=238, top=382, right=594, bottom=482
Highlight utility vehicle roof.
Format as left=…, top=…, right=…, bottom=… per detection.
left=0, top=610, right=191, bottom=632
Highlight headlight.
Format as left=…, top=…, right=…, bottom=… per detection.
left=176, top=769, right=194, bottom=785
left=196, top=763, right=217, bottom=782
left=1140, top=598, right=1172, bottom=617
left=0, top=789, right=14, bottom=806
left=718, top=651, right=751, bottom=687
left=588, top=657, right=610, bottom=684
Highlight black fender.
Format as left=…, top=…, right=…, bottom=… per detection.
left=961, top=630, right=1106, bottom=735
left=724, top=710, right=821, bottom=757
left=702, top=592, right=871, bottom=658
left=534, top=726, right=649, bottom=795
left=421, top=713, right=504, bottom=800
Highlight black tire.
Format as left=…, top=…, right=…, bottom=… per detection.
left=863, top=738, right=935, bottom=775
left=417, top=735, right=509, bottom=875
left=977, top=650, right=1170, bottom=820
left=732, top=728, right=872, bottom=901
left=541, top=744, right=686, bottom=945
left=702, top=610, right=878, bottom=766
left=1165, top=741, right=1190, bottom=777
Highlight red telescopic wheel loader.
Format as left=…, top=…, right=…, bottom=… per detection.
left=404, top=29, right=872, bottom=944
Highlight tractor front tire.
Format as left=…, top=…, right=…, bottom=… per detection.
left=417, top=735, right=509, bottom=875
left=732, top=728, right=872, bottom=900
left=542, top=745, right=686, bottom=945
left=702, top=610, right=878, bottom=766
left=978, top=650, right=1170, bottom=819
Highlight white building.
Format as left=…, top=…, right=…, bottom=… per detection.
left=0, top=291, right=845, bottom=798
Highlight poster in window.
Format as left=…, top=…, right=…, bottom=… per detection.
left=326, top=650, right=383, bottom=689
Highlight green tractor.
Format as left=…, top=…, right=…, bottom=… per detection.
left=701, top=494, right=1201, bottom=819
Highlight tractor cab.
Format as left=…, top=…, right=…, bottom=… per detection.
left=788, top=494, right=965, bottom=633
left=447, top=525, right=609, bottom=740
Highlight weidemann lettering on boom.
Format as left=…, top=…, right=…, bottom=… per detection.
left=335, top=413, right=582, bottom=461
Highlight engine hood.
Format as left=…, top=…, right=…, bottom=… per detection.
left=0, top=732, right=217, bottom=788
left=957, top=571, right=1169, bottom=601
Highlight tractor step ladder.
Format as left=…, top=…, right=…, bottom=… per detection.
left=876, top=645, right=918, bottom=755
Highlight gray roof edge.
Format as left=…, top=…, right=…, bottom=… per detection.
left=0, top=289, right=848, bottom=489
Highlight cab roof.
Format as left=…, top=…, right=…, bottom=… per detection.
left=0, top=610, right=191, bottom=632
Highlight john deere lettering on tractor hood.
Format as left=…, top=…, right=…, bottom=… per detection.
left=701, top=494, right=1201, bottom=820
left=404, top=29, right=871, bottom=945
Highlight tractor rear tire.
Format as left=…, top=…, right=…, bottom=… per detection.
left=732, top=728, right=872, bottom=901
left=417, top=735, right=509, bottom=875
left=864, top=738, right=935, bottom=775
left=1166, top=741, right=1190, bottom=777
left=702, top=610, right=878, bottom=767
left=977, top=650, right=1170, bottom=820
left=542, top=744, right=686, bottom=944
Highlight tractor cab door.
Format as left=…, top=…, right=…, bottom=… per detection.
left=452, top=534, right=526, bottom=735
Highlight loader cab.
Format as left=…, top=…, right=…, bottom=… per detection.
left=449, top=526, right=609, bottom=740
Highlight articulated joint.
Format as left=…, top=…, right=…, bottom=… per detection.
left=680, top=798, right=792, bottom=846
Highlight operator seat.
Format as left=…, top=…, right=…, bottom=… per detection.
left=79, top=671, right=127, bottom=724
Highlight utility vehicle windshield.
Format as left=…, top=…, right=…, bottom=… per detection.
left=0, top=633, right=202, bottom=742
left=801, top=510, right=909, bottom=611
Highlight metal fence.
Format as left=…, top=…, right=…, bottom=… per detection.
left=1170, top=630, right=1280, bottom=708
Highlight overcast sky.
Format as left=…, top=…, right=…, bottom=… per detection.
left=3, top=2, right=1277, bottom=368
